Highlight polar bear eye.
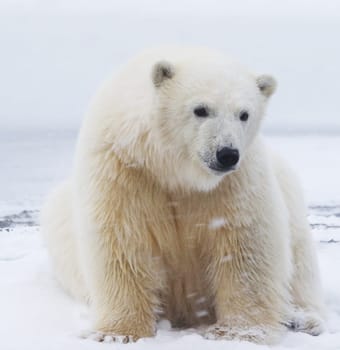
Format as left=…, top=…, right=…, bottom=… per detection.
left=239, top=111, right=249, bottom=122
left=194, top=106, right=209, bottom=118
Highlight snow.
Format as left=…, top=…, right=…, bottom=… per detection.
left=221, top=255, right=233, bottom=263
left=1, top=131, right=340, bottom=349
left=208, top=217, right=227, bottom=230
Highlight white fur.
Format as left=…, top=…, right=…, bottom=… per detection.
left=41, top=47, right=325, bottom=344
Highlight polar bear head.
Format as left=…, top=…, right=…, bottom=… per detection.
left=149, top=54, right=276, bottom=192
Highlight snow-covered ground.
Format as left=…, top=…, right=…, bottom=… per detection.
left=1, top=132, right=340, bottom=350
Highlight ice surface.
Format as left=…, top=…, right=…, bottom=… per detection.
left=1, top=132, right=340, bottom=349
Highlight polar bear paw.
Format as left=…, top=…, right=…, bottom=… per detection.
left=80, top=330, right=137, bottom=343
left=284, top=310, right=325, bottom=336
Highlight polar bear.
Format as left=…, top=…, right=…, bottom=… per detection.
left=41, top=47, right=325, bottom=344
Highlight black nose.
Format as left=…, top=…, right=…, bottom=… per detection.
left=216, top=147, right=239, bottom=170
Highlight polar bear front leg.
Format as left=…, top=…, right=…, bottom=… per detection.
left=273, top=155, right=326, bottom=335
left=203, top=224, right=290, bottom=344
left=73, top=157, right=166, bottom=342
left=77, top=220, right=159, bottom=342
left=81, top=240, right=159, bottom=343
left=284, top=222, right=326, bottom=336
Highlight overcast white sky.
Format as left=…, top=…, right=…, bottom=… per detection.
left=2, top=0, right=340, bottom=17
left=0, top=0, right=340, bottom=132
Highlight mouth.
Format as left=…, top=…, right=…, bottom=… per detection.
left=208, top=164, right=237, bottom=175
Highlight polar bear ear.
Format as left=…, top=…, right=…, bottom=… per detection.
left=152, top=61, right=175, bottom=87
left=256, top=75, right=277, bottom=98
